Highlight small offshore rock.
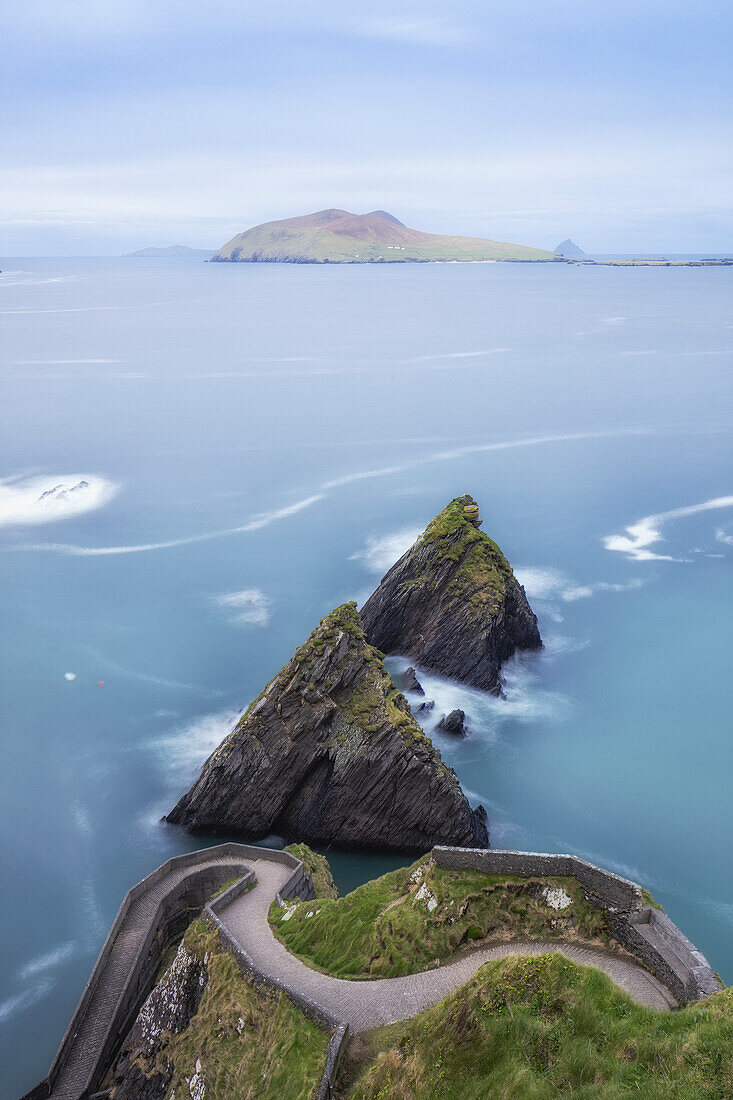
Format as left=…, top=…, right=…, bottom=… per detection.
left=437, top=709, right=467, bottom=736
left=395, top=666, right=424, bottom=695
left=416, top=699, right=435, bottom=714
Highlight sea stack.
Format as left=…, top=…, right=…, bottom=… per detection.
left=167, top=603, right=487, bottom=852
left=360, top=495, right=541, bottom=695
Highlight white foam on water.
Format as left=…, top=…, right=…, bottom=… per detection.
left=350, top=527, right=422, bottom=574
left=408, top=348, right=509, bottom=361
left=604, top=495, right=733, bottom=561
left=388, top=651, right=571, bottom=741
left=18, top=942, right=76, bottom=981
left=214, top=588, right=271, bottom=627
left=21, top=492, right=324, bottom=555
left=151, top=709, right=241, bottom=783
left=0, top=473, right=118, bottom=528
left=16, top=429, right=650, bottom=558
left=71, top=800, right=92, bottom=839
left=15, top=358, right=122, bottom=365
left=0, top=979, right=54, bottom=1025
left=516, top=565, right=645, bottom=603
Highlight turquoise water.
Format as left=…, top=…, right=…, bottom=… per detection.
left=1, top=257, right=732, bottom=1096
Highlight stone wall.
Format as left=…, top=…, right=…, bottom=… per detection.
left=204, top=870, right=346, bottom=1100
left=23, top=843, right=308, bottom=1100
left=432, top=846, right=722, bottom=1005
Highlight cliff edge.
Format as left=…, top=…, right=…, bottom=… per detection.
left=360, top=496, right=541, bottom=694
left=167, top=602, right=487, bottom=851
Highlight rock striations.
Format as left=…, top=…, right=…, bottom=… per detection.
left=167, top=602, right=487, bottom=852
left=360, top=495, right=541, bottom=694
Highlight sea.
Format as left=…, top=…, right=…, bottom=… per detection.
left=1, top=256, right=732, bottom=1096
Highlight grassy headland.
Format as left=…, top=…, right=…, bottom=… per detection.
left=137, top=919, right=327, bottom=1099
left=342, top=953, right=733, bottom=1098
left=269, top=857, right=611, bottom=979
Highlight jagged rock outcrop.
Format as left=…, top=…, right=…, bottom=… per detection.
left=437, top=709, right=467, bottom=736
left=360, top=495, right=541, bottom=695
left=105, top=941, right=208, bottom=1100
left=395, top=666, right=424, bottom=694
left=167, top=603, right=487, bottom=851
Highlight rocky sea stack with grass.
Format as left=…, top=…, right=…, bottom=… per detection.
left=360, top=495, right=541, bottom=695
left=167, top=603, right=487, bottom=851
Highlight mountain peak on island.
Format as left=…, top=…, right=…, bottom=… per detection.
left=212, top=209, right=557, bottom=264
left=554, top=238, right=587, bottom=258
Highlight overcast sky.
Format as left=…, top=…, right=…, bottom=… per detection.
left=2, top=0, right=731, bottom=255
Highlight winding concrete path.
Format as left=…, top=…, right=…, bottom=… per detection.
left=217, top=857, right=678, bottom=1029
left=44, top=853, right=248, bottom=1100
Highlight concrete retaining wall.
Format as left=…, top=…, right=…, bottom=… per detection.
left=23, top=843, right=310, bottom=1100
left=204, top=875, right=348, bottom=1100
left=432, top=846, right=722, bottom=1005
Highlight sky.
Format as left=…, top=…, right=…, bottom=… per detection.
left=1, top=0, right=732, bottom=255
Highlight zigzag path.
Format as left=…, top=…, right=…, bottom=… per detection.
left=218, top=856, right=677, bottom=1029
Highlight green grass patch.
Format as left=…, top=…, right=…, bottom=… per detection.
left=284, top=844, right=339, bottom=900
left=342, top=953, right=733, bottom=1098
left=143, top=919, right=328, bottom=1099
left=421, top=496, right=516, bottom=611
left=269, top=859, right=611, bottom=979
left=642, top=887, right=665, bottom=912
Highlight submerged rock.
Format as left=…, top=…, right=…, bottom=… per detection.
left=437, top=709, right=467, bottom=737
left=167, top=603, right=487, bottom=851
left=395, top=665, right=424, bottom=695
left=416, top=699, right=435, bottom=714
left=360, top=495, right=541, bottom=695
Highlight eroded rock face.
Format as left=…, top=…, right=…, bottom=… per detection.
left=167, top=603, right=487, bottom=851
left=105, top=942, right=208, bottom=1100
left=360, top=495, right=541, bottom=695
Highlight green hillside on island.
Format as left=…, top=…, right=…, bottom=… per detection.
left=211, top=208, right=558, bottom=264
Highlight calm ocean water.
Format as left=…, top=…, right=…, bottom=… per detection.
left=1, top=257, right=732, bottom=1095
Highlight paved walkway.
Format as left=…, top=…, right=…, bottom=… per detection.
left=217, top=858, right=677, bottom=1029
left=46, top=853, right=247, bottom=1100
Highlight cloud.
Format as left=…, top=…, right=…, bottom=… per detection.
left=214, top=588, right=271, bottom=627
left=64, top=672, right=77, bottom=681
left=0, top=474, right=118, bottom=528
left=603, top=495, right=733, bottom=561
left=351, top=527, right=421, bottom=575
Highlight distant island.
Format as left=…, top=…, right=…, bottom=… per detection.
left=124, top=244, right=215, bottom=258
left=555, top=238, right=587, bottom=257
left=211, top=208, right=558, bottom=264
